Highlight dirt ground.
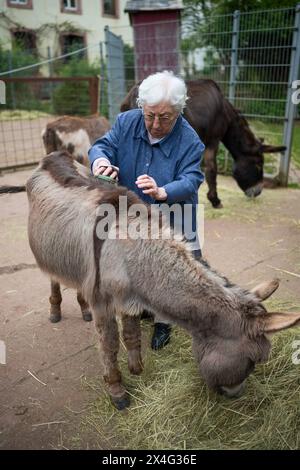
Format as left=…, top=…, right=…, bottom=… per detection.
left=0, top=168, right=299, bottom=450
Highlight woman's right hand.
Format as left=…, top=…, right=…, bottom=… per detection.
left=93, top=159, right=119, bottom=180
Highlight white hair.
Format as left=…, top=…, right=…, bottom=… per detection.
left=137, top=71, right=188, bottom=113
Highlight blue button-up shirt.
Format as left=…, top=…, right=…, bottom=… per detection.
left=88, top=109, right=205, bottom=246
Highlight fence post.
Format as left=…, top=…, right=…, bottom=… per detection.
left=8, top=50, right=16, bottom=109
left=47, top=46, right=54, bottom=99
left=279, top=3, right=300, bottom=186
left=104, top=25, right=112, bottom=122
left=88, top=76, right=100, bottom=115
left=229, top=10, right=240, bottom=104
left=99, top=41, right=106, bottom=116
left=47, top=46, right=53, bottom=77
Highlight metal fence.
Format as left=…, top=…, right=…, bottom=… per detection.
left=178, top=5, right=300, bottom=184
left=99, top=5, right=300, bottom=184
left=0, top=75, right=99, bottom=170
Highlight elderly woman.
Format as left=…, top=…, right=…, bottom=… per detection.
left=88, top=71, right=205, bottom=350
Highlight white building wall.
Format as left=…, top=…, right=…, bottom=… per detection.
left=0, top=0, right=133, bottom=64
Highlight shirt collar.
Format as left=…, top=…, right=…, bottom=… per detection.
left=134, top=112, right=183, bottom=158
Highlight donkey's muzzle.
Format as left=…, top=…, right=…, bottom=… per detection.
left=219, top=381, right=246, bottom=399
left=244, top=182, right=263, bottom=198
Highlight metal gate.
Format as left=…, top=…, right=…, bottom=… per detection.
left=104, top=26, right=126, bottom=124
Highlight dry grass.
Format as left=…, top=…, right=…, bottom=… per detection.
left=0, top=109, right=53, bottom=121
left=200, top=180, right=281, bottom=223
left=81, top=298, right=300, bottom=450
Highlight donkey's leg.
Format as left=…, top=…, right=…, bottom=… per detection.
left=49, top=280, right=62, bottom=323
left=93, top=306, right=129, bottom=410
left=204, top=145, right=223, bottom=208
left=77, top=291, right=92, bottom=322
left=122, top=314, right=143, bottom=376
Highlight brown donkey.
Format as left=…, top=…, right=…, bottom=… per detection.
left=26, top=151, right=300, bottom=410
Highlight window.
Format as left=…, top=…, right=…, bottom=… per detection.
left=7, top=0, right=33, bottom=9
left=64, top=0, right=76, bottom=9
left=102, top=0, right=118, bottom=17
left=61, top=0, right=82, bottom=14
left=12, top=30, right=37, bottom=53
left=60, top=33, right=86, bottom=61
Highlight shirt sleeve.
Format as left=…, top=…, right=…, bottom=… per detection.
left=162, top=140, right=205, bottom=204
left=88, top=114, right=122, bottom=171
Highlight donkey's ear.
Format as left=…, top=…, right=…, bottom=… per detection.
left=261, top=144, right=286, bottom=153
left=251, top=279, right=279, bottom=301
left=263, top=312, right=300, bottom=333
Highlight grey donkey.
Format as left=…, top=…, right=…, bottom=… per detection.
left=1, top=114, right=111, bottom=321
left=42, top=114, right=110, bottom=323
left=26, top=151, right=300, bottom=410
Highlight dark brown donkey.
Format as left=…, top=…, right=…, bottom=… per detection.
left=27, top=151, right=300, bottom=410
left=120, top=79, right=286, bottom=208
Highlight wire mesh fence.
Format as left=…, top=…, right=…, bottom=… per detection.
left=0, top=75, right=99, bottom=170
left=0, top=42, right=101, bottom=170
left=0, top=5, right=299, bottom=181
left=178, top=6, right=300, bottom=179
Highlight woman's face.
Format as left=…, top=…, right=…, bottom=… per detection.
left=143, top=102, right=178, bottom=139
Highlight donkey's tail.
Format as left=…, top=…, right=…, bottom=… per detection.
left=0, top=185, right=26, bottom=194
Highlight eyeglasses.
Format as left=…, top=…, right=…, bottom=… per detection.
left=143, top=113, right=177, bottom=124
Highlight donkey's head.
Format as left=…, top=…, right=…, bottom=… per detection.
left=223, top=106, right=286, bottom=199
left=192, top=280, right=300, bottom=398
left=232, top=142, right=286, bottom=199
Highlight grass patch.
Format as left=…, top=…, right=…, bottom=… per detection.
left=81, top=300, right=300, bottom=450
left=0, top=109, right=54, bottom=121
left=250, top=120, right=300, bottom=170
left=291, top=122, right=300, bottom=169
left=288, top=183, right=300, bottom=190
left=200, top=178, right=282, bottom=223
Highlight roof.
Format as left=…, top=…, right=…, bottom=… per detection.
left=124, top=1, right=184, bottom=12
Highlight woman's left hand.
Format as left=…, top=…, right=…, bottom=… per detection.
left=136, top=175, right=167, bottom=201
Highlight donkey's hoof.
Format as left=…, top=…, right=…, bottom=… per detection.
left=111, top=394, right=130, bottom=410
left=213, top=202, right=223, bottom=209
left=82, top=311, right=92, bottom=322
left=50, top=313, right=61, bottom=323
